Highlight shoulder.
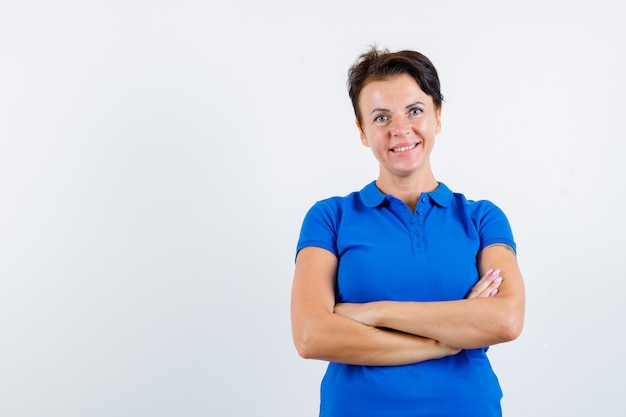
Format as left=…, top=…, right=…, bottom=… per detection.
left=296, top=185, right=373, bottom=258
left=440, top=183, right=508, bottom=222
left=438, top=183, right=516, bottom=250
left=305, top=192, right=358, bottom=219
left=299, top=187, right=365, bottom=235
left=303, top=181, right=379, bottom=220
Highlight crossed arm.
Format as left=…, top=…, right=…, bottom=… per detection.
left=290, top=244, right=525, bottom=366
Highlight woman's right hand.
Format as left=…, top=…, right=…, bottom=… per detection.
left=433, top=338, right=462, bottom=357
left=466, top=269, right=502, bottom=299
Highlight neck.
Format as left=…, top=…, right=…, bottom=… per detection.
left=376, top=171, right=438, bottom=212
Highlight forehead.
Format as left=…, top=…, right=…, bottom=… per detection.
left=359, top=74, right=431, bottom=107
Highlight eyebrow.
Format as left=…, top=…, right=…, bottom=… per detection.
left=369, top=101, right=425, bottom=114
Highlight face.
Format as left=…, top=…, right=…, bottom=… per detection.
left=356, top=73, right=442, bottom=181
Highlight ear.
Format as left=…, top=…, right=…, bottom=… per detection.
left=435, top=107, right=442, bottom=135
left=356, top=119, right=369, bottom=147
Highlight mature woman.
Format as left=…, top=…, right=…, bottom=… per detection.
left=291, top=47, right=525, bottom=416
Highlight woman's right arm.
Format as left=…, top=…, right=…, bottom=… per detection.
left=290, top=246, right=460, bottom=366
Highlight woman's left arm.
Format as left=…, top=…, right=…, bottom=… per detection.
left=334, top=244, right=525, bottom=349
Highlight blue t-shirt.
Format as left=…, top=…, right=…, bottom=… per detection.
left=296, top=181, right=516, bottom=417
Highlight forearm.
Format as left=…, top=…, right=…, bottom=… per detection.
left=292, top=310, right=458, bottom=366
left=373, top=297, right=520, bottom=349
left=335, top=246, right=525, bottom=349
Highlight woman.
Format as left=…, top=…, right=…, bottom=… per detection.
left=291, top=47, right=525, bottom=416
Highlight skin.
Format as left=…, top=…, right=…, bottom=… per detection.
left=356, top=73, right=441, bottom=211
left=290, top=73, right=525, bottom=365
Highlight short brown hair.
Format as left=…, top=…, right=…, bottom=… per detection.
left=347, top=47, right=444, bottom=124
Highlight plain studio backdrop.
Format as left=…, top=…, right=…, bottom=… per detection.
left=1, top=1, right=624, bottom=416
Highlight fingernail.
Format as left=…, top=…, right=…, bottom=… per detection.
left=493, top=269, right=501, bottom=276
left=486, top=269, right=494, bottom=276
left=490, top=288, right=499, bottom=296
left=493, top=277, right=503, bottom=285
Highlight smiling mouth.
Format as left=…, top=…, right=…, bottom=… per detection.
left=391, top=143, right=418, bottom=153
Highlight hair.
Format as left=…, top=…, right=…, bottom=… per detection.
left=347, top=47, right=444, bottom=124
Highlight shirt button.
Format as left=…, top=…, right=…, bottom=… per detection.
left=417, top=210, right=423, bottom=215
left=422, top=197, right=427, bottom=203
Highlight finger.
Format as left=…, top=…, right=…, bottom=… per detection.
left=473, top=268, right=498, bottom=290
left=476, top=275, right=502, bottom=298
left=487, top=276, right=503, bottom=297
left=467, top=269, right=501, bottom=299
left=469, top=270, right=493, bottom=295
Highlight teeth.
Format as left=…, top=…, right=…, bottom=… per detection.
left=392, top=143, right=417, bottom=152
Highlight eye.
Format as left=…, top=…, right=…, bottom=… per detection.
left=373, top=114, right=389, bottom=123
left=409, top=107, right=423, bottom=116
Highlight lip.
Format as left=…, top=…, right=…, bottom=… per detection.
left=389, top=142, right=421, bottom=153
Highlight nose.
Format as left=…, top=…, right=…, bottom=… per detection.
left=391, top=119, right=411, bottom=137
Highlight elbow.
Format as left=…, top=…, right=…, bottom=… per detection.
left=293, top=328, right=322, bottom=360
left=294, top=340, right=313, bottom=360
left=496, top=310, right=524, bottom=342
left=292, top=310, right=336, bottom=360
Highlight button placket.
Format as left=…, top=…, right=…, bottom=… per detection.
left=413, top=196, right=428, bottom=254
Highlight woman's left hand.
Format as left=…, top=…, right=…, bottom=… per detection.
left=466, top=268, right=502, bottom=299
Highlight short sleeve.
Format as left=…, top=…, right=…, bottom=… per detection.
left=296, top=200, right=340, bottom=260
left=474, top=201, right=517, bottom=253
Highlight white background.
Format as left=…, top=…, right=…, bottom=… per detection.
left=1, top=1, right=624, bottom=416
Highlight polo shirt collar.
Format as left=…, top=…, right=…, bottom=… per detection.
left=359, top=180, right=453, bottom=208
left=360, top=181, right=386, bottom=207
left=427, top=182, right=453, bottom=207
